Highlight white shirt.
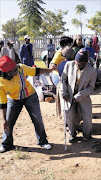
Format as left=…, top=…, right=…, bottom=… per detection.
left=0, top=47, right=9, bottom=57
left=7, top=48, right=15, bottom=61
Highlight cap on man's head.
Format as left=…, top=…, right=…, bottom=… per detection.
left=24, top=35, right=30, bottom=40
left=7, top=40, right=14, bottom=45
left=75, top=48, right=88, bottom=63
left=0, top=55, right=16, bottom=72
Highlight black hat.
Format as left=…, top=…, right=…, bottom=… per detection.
left=75, top=48, right=88, bottom=63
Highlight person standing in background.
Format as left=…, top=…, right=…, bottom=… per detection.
left=72, top=35, right=84, bottom=56
left=0, top=41, right=8, bottom=58
left=50, top=36, right=73, bottom=87
left=7, top=41, right=20, bottom=64
left=92, top=36, right=100, bottom=54
left=46, top=39, right=55, bottom=67
left=85, top=38, right=95, bottom=67
left=20, top=35, right=34, bottom=66
left=92, top=36, right=100, bottom=68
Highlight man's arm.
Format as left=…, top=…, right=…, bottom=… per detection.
left=1, top=108, right=9, bottom=131
left=19, top=45, right=24, bottom=60
left=0, top=86, right=9, bottom=131
left=37, top=68, right=54, bottom=74
left=47, top=44, right=55, bottom=51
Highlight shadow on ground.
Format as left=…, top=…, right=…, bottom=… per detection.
left=12, top=135, right=101, bottom=160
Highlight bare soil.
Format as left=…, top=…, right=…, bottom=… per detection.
left=0, top=88, right=101, bottom=180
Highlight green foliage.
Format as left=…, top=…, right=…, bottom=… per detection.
left=16, top=0, right=46, bottom=38
left=87, top=11, right=101, bottom=34
left=40, top=9, right=69, bottom=36
left=17, top=18, right=40, bottom=39
left=2, top=18, right=19, bottom=38
left=17, top=0, right=45, bottom=28
left=16, top=18, right=27, bottom=36
left=72, top=19, right=82, bottom=27
left=2, top=18, right=28, bottom=38
left=75, top=4, right=87, bottom=15
left=32, top=167, right=55, bottom=180
left=2, top=1, right=68, bottom=39
left=72, top=4, right=87, bottom=35
left=15, top=147, right=31, bottom=159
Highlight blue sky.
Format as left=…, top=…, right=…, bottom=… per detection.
left=0, top=0, right=101, bottom=38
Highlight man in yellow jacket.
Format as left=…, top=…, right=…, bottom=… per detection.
left=0, top=55, right=54, bottom=152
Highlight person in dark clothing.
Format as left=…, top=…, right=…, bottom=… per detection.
left=20, top=35, right=34, bottom=67
left=46, top=39, right=55, bottom=68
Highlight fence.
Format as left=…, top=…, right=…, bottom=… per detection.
left=1, top=34, right=100, bottom=60
left=19, top=35, right=68, bottom=60
left=32, top=36, right=62, bottom=60
left=1, top=35, right=73, bottom=60
left=0, top=37, right=20, bottom=55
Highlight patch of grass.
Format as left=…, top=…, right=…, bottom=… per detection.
left=32, top=167, right=48, bottom=175
left=64, top=166, right=79, bottom=174
left=64, top=168, right=71, bottom=173
left=15, top=147, right=31, bottom=160
left=32, top=167, right=55, bottom=180
left=44, top=172, right=55, bottom=180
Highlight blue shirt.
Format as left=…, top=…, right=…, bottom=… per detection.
left=20, top=43, right=34, bottom=66
left=58, top=60, right=68, bottom=76
left=86, top=46, right=95, bottom=60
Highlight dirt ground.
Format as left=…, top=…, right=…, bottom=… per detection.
left=0, top=88, right=101, bottom=180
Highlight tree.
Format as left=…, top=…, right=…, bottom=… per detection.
left=87, top=11, right=101, bottom=35
left=17, top=0, right=45, bottom=35
left=2, top=18, right=27, bottom=39
left=16, top=18, right=28, bottom=39
left=2, top=18, right=19, bottom=38
left=72, top=4, right=87, bottom=35
left=40, top=10, right=69, bottom=36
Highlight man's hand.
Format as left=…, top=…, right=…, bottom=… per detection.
left=50, top=64, right=57, bottom=70
left=63, top=94, right=69, bottom=101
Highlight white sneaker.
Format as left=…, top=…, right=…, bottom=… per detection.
left=41, top=144, right=51, bottom=150
left=0, top=146, right=6, bottom=153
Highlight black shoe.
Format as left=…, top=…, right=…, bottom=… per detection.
left=83, top=135, right=92, bottom=141
left=68, top=134, right=76, bottom=143
left=68, top=138, right=76, bottom=143
left=76, top=127, right=82, bottom=133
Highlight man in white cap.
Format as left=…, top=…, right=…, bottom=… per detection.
left=20, top=35, right=34, bottom=66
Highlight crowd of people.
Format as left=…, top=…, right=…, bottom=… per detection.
left=49, top=35, right=101, bottom=143
left=0, top=34, right=101, bottom=153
